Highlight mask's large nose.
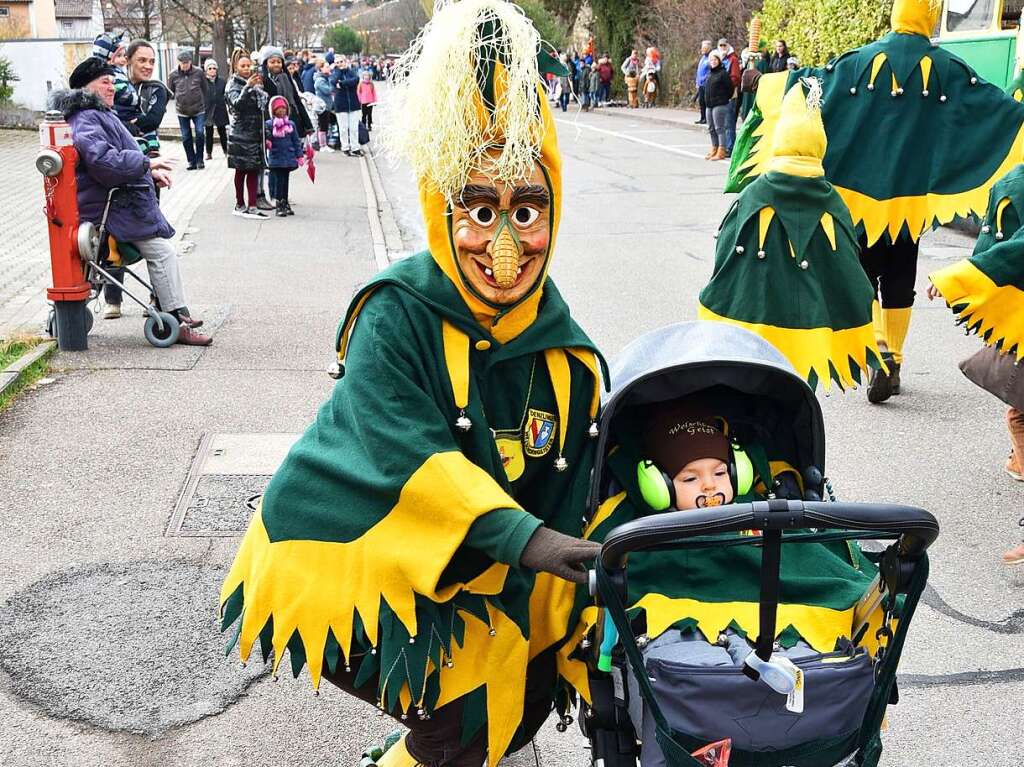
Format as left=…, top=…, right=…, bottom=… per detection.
left=488, top=224, right=523, bottom=289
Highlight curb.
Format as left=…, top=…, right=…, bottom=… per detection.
left=0, top=341, right=56, bottom=401
left=360, top=148, right=408, bottom=270
left=591, top=105, right=706, bottom=133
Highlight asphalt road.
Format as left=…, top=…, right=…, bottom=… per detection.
left=376, top=106, right=1024, bottom=765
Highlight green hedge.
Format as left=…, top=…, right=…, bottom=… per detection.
left=758, top=0, right=893, bottom=66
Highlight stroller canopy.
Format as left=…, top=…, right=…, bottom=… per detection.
left=590, top=321, right=825, bottom=513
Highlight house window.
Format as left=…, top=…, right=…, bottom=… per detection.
left=62, top=20, right=73, bottom=29
left=0, top=7, right=10, bottom=16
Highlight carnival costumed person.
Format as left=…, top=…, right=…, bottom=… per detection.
left=219, top=2, right=608, bottom=765
left=698, top=78, right=882, bottom=392
left=928, top=165, right=1024, bottom=534
left=727, top=0, right=1024, bottom=404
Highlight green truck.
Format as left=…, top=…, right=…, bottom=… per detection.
left=938, top=0, right=1024, bottom=89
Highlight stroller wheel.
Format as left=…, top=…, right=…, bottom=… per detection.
left=83, top=310, right=94, bottom=335
left=45, top=309, right=57, bottom=339
left=144, top=311, right=180, bottom=348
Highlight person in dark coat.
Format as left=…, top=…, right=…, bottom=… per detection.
left=50, top=56, right=211, bottom=345
left=226, top=51, right=269, bottom=219
left=703, top=50, right=735, bottom=161
left=203, top=59, right=229, bottom=159
left=330, top=57, right=362, bottom=156
left=260, top=46, right=312, bottom=138
left=264, top=94, right=303, bottom=217
left=167, top=51, right=208, bottom=169
left=768, top=40, right=791, bottom=73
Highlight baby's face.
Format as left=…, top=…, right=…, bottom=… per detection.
left=672, top=458, right=734, bottom=510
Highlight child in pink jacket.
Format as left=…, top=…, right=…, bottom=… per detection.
left=356, top=70, right=377, bottom=130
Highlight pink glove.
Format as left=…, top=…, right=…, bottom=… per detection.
left=297, top=156, right=306, bottom=167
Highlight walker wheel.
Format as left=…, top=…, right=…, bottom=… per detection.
left=143, top=311, right=180, bottom=348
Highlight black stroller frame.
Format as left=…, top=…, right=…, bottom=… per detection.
left=47, top=185, right=181, bottom=348
left=577, top=322, right=939, bottom=767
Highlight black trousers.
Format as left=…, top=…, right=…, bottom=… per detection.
left=697, top=84, right=707, bottom=121
left=858, top=233, right=920, bottom=309
left=361, top=104, right=373, bottom=129
left=204, top=123, right=228, bottom=157
left=322, top=648, right=556, bottom=766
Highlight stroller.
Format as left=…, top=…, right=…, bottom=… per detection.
left=577, top=322, right=938, bottom=767
left=46, top=185, right=181, bottom=347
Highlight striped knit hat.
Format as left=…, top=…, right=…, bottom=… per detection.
left=92, top=32, right=126, bottom=62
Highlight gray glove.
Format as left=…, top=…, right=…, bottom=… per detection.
left=519, top=526, right=602, bottom=584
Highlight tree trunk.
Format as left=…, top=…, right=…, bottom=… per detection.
left=213, top=17, right=229, bottom=72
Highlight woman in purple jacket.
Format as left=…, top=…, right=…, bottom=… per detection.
left=49, top=56, right=211, bottom=346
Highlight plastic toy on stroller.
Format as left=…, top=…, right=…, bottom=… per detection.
left=576, top=322, right=939, bottom=767
left=46, top=185, right=181, bottom=348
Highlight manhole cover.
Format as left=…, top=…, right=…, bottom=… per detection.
left=167, top=433, right=300, bottom=536
left=0, top=560, right=267, bottom=735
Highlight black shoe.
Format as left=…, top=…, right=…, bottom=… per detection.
left=186, top=162, right=197, bottom=170
left=205, top=153, right=213, bottom=160
left=890, top=361, right=902, bottom=395
left=867, top=353, right=896, bottom=404
left=342, top=150, right=353, bottom=156
left=284, top=202, right=295, bottom=216
left=275, top=203, right=288, bottom=217
left=695, top=119, right=707, bottom=124
left=196, top=159, right=205, bottom=169
left=350, top=149, right=364, bottom=157
left=256, top=196, right=275, bottom=211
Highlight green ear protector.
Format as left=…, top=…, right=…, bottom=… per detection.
left=636, top=442, right=755, bottom=511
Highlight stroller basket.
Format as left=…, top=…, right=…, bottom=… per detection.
left=590, top=499, right=938, bottom=767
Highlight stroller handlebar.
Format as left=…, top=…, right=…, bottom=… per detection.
left=599, top=499, right=939, bottom=570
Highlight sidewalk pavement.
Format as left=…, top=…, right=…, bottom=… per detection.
left=0, top=129, right=231, bottom=340
left=0, top=138, right=386, bottom=765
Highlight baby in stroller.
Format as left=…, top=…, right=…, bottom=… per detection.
left=569, top=322, right=938, bottom=767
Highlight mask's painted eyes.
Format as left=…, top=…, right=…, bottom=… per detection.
left=512, top=206, right=540, bottom=226
left=469, top=206, right=496, bottom=226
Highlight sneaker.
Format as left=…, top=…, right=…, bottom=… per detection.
left=695, top=119, right=707, bottom=124
left=284, top=202, right=295, bottom=216
left=186, top=162, right=197, bottom=171
left=342, top=150, right=353, bottom=156
left=256, top=196, right=275, bottom=211
left=103, top=303, right=122, bottom=319
left=321, top=146, right=335, bottom=152
left=1002, top=540, right=1024, bottom=566
left=350, top=149, right=364, bottom=157
left=241, top=207, right=268, bottom=219
left=275, top=204, right=288, bottom=217
left=176, top=324, right=212, bottom=346
left=232, top=204, right=246, bottom=217
left=196, top=159, right=205, bottom=169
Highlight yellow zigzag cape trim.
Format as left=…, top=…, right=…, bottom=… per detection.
left=930, top=261, right=1024, bottom=361
left=739, top=72, right=1024, bottom=246
left=697, top=305, right=880, bottom=392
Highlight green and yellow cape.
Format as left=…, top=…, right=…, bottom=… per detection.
left=930, top=164, right=1024, bottom=360
left=728, top=0, right=1024, bottom=247
left=221, top=3, right=607, bottom=761
left=701, top=81, right=882, bottom=391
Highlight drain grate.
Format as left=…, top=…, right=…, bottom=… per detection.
left=167, top=433, right=301, bottom=536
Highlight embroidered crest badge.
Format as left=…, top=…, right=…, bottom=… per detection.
left=495, top=437, right=525, bottom=482
left=524, top=408, right=558, bottom=458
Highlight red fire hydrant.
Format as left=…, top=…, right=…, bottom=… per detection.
left=36, top=110, right=95, bottom=351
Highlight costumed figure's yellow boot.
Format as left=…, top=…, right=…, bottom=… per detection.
left=867, top=307, right=911, bottom=403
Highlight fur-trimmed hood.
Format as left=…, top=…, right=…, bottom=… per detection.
left=47, top=88, right=110, bottom=119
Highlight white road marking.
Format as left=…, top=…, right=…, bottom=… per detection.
left=554, top=118, right=708, bottom=159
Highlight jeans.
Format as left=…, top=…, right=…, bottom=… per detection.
left=270, top=168, right=291, bottom=203
left=335, top=109, right=361, bottom=152
left=709, top=104, right=733, bottom=150
left=598, top=82, right=610, bottom=104
left=559, top=91, right=570, bottom=111
left=177, top=113, right=206, bottom=165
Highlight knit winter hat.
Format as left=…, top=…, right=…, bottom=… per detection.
left=269, top=95, right=289, bottom=114
left=205, top=59, right=219, bottom=70
left=641, top=402, right=730, bottom=478
left=262, top=46, right=285, bottom=64
left=91, top=32, right=126, bottom=62
left=69, top=56, right=118, bottom=89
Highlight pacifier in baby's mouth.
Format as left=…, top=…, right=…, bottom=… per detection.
left=696, top=493, right=727, bottom=508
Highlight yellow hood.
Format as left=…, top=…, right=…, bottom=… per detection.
left=891, top=0, right=940, bottom=36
